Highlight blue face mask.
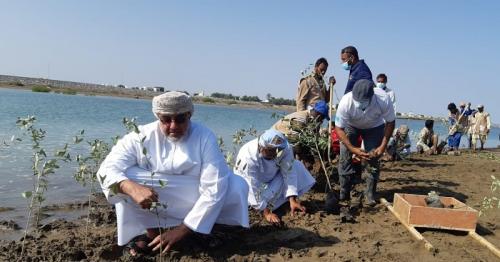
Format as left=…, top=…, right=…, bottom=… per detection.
left=376, top=82, right=386, bottom=90
left=353, top=99, right=370, bottom=111
left=342, top=62, right=351, bottom=71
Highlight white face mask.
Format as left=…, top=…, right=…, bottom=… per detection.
left=353, top=99, right=370, bottom=111
left=376, top=82, right=386, bottom=90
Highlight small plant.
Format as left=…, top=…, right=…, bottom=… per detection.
left=16, top=116, right=73, bottom=258
left=31, top=85, right=51, bottom=93
left=480, top=175, right=500, bottom=216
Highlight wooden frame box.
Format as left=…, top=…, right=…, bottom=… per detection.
left=392, top=193, right=478, bottom=231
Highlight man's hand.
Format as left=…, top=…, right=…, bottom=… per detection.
left=289, top=197, right=306, bottom=216
left=148, top=224, right=192, bottom=254
left=328, top=76, right=336, bottom=87
left=373, top=145, right=386, bottom=158
left=351, top=147, right=370, bottom=160
left=119, top=180, right=158, bottom=209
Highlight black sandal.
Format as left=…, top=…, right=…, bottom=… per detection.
left=125, top=234, right=153, bottom=256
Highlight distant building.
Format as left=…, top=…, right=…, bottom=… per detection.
left=153, top=87, right=165, bottom=92
left=193, top=91, right=205, bottom=97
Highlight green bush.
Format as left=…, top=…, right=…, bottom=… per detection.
left=31, top=85, right=51, bottom=93
left=202, top=97, right=215, bottom=103
left=62, top=89, right=77, bottom=95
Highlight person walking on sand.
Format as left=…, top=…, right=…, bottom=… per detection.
left=97, top=91, right=249, bottom=256
left=471, top=104, right=491, bottom=151
left=334, top=79, right=395, bottom=206
left=340, top=46, right=373, bottom=94
left=375, top=73, right=396, bottom=113
left=233, top=129, right=316, bottom=225
left=296, top=57, right=331, bottom=111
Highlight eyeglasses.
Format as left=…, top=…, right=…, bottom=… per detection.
left=158, top=113, right=189, bottom=124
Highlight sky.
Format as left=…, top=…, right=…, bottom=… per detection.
left=1, top=1, right=499, bottom=122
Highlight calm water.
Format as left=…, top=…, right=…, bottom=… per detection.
left=1, top=87, right=499, bottom=223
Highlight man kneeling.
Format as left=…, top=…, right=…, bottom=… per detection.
left=234, top=129, right=316, bottom=224
left=98, top=91, right=249, bottom=255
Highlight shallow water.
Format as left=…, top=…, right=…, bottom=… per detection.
left=0, top=87, right=498, bottom=224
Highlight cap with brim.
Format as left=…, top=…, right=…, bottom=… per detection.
left=477, top=104, right=484, bottom=108
left=399, top=125, right=409, bottom=135
left=352, top=79, right=375, bottom=102
left=152, top=91, right=194, bottom=116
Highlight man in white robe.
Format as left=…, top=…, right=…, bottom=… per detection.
left=234, top=129, right=316, bottom=224
left=98, top=91, right=249, bottom=255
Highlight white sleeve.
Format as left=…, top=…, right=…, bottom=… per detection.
left=279, top=146, right=298, bottom=197
left=98, top=132, right=141, bottom=204
left=381, top=97, right=396, bottom=123
left=183, top=132, right=229, bottom=234
left=334, top=98, right=349, bottom=128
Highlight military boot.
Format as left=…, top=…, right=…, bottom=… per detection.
left=339, top=175, right=351, bottom=202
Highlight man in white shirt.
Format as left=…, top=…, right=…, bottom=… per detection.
left=375, top=73, right=396, bottom=113
left=98, top=91, right=249, bottom=255
left=234, top=129, right=315, bottom=224
left=334, top=79, right=396, bottom=206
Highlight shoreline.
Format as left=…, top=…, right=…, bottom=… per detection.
left=0, top=84, right=296, bottom=113
left=1, top=150, right=499, bottom=261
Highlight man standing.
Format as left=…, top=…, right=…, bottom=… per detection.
left=98, top=91, right=249, bottom=255
left=334, top=80, right=395, bottom=206
left=459, top=102, right=476, bottom=148
left=341, top=46, right=373, bottom=94
left=375, top=73, right=396, bottom=113
left=471, top=104, right=491, bottom=150
left=296, top=57, right=331, bottom=111
left=234, top=129, right=316, bottom=224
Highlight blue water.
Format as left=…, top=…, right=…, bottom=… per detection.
left=0, top=87, right=499, bottom=222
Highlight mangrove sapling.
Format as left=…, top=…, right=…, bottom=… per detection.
left=480, top=175, right=500, bottom=216
left=122, top=117, right=168, bottom=258
left=16, top=116, right=73, bottom=258
left=73, top=130, right=114, bottom=246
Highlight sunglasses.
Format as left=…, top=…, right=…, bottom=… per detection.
left=158, top=113, right=189, bottom=124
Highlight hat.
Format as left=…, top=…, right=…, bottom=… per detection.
left=258, top=129, right=288, bottom=150
left=459, top=102, right=466, bottom=107
left=152, top=91, right=194, bottom=116
left=477, top=104, right=484, bottom=108
left=398, top=125, right=409, bottom=136
left=352, top=79, right=375, bottom=102
left=313, top=100, right=330, bottom=121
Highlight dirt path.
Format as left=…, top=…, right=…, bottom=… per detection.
left=1, top=150, right=499, bottom=261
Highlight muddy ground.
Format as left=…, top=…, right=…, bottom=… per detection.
left=1, top=150, right=499, bottom=261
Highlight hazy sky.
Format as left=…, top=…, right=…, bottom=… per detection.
left=1, top=1, right=499, bottom=122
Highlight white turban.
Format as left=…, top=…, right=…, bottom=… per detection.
left=152, top=91, right=194, bottom=116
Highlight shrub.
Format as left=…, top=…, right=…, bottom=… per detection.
left=202, top=97, right=215, bottom=103
left=62, top=89, right=77, bottom=95
left=31, top=85, right=51, bottom=93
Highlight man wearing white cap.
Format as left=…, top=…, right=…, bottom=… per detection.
left=471, top=104, right=491, bottom=151
left=334, top=79, right=395, bottom=206
left=98, top=91, right=249, bottom=255
left=234, top=129, right=316, bottom=224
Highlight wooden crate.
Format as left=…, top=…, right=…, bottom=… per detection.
left=392, top=193, right=478, bottom=232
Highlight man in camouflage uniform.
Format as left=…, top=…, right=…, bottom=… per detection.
left=296, top=58, right=332, bottom=111
left=272, top=100, right=330, bottom=147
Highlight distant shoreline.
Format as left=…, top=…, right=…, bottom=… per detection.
left=0, top=84, right=296, bottom=112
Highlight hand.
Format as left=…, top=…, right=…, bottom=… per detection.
left=351, top=147, right=370, bottom=160
left=372, top=145, right=386, bottom=158
left=148, top=224, right=192, bottom=254
left=289, top=197, right=306, bottom=216
left=120, top=180, right=158, bottom=209
left=263, top=208, right=281, bottom=225
left=328, top=76, right=336, bottom=86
